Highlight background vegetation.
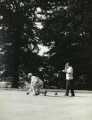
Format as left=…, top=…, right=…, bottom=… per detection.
left=0, top=0, right=92, bottom=89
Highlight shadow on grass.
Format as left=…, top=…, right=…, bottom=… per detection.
left=40, top=93, right=88, bottom=98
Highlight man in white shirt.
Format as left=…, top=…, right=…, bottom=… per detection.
left=62, top=62, right=75, bottom=96
left=26, top=73, right=43, bottom=95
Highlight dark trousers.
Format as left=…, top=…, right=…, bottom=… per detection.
left=65, top=80, right=75, bottom=96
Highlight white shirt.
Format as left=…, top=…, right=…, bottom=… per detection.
left=31, top=76, right=43, bottom=87
left=66, top=66, right=73, bottom=80
left=31, top=76, right=38, bottom=86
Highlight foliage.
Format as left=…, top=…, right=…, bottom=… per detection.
left=0, top=0, right=92, bottom=88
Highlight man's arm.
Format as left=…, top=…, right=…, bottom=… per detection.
left=62, top=69, right=67, bottom=73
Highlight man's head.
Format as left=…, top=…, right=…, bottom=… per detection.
left=28, top=73, right=32, bottom=78
left=65, top=62, right=69, bottom=68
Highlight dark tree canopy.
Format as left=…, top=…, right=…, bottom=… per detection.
left=0, top=0, right=92, bottom=88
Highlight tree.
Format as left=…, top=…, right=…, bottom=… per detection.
left=0, top=0, right=92, bottom=88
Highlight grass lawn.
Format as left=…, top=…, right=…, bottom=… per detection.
left=0, top=89, right=92, bottom=120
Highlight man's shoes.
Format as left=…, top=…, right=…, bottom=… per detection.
left=71, top=94, right=75, bottom=97
left=26, top=92, right=29, bottom=95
